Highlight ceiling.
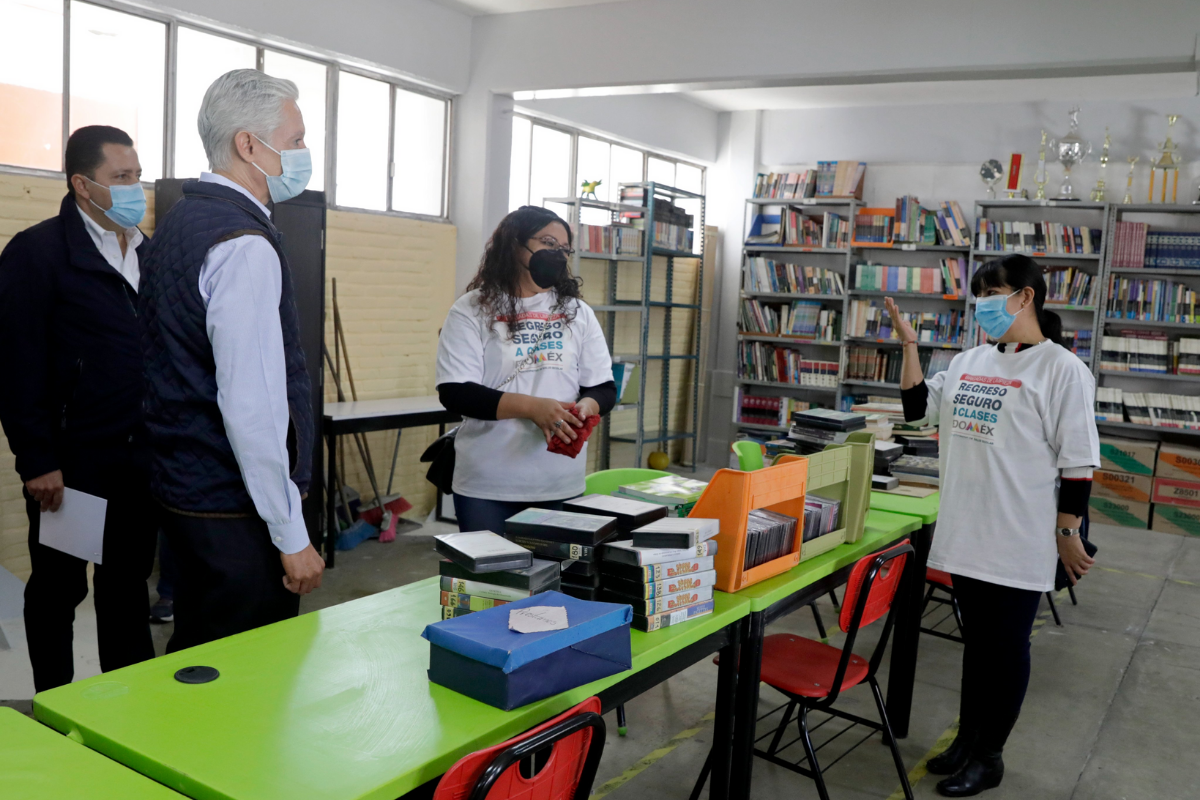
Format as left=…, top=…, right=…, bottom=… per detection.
left=430, top=0, right=627, bottom=15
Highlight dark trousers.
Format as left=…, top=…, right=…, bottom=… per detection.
left=452, top=494, right=567, bottom=534
left=163, top=511, right=300, bottom=653
left=23, top=443, right=157, bottom=693
left=952, top=574, right=1043, bottom=753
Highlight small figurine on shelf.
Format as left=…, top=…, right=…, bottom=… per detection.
left=1034, top=130, right=1049, bottom=201
left=1090, top=127, right=1111, bottom=202
left=581, top=179, right=602, bottom=200
left=1149, top=114, right=1181, bottom=204
left=1123, top=155, right=1139, bottom=204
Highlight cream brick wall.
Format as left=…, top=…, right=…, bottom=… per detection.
left=0, top=172, right=455, bottom=578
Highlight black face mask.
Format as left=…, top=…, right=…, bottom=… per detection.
left=527, top=247, right=568, bottom=289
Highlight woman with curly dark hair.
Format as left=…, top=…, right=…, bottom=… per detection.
left=435, top=206, right=616, bottom=533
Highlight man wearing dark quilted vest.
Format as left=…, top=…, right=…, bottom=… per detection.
left=140, top=69, right=324, bottom=650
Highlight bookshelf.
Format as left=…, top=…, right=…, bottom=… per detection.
left=552, top=184, right=706, bottom=470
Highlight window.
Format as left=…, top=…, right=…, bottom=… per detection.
left=508, top=115, right=532, bottom=211
left=529, top=124, right=570, bottom=218
left=0, top=0, right=64, bottom=171
left=69, top=2, right=166, bottom=181
left=263, top=50, right=327, bottom=193
left=575, top=136, right=611, bottom=225
left=647, top=156, right=675, bottom=186
left=392, top=87, right=447, bottom=216
left=335, top=72, right=389, bottom=211
left=174, top=27, right=255, bottom=179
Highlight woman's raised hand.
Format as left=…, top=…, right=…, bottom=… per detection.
left=884, top=296, right=919, bottom=343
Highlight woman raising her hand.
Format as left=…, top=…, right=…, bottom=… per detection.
left=435, top=206, right=616, bottom=534
left=886, top=253, right=1099, bottom=797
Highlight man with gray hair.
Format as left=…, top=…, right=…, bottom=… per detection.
left=140, top=69, right=324, bottom=650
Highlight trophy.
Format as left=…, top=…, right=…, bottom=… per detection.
left=980, top=159, right=1004, bottom=199
left=1047, top=107, right=1092, bottom=200
left=1090, top=127, right=1111, bottom=202
left=1149, top=114, right=1181, bottom=204
left=1034, top=130, right=1049, bottom=200
left=1123, top=156, right=1139, bottom=204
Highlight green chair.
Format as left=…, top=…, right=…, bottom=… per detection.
left=731, top=440, right=765, bottom=471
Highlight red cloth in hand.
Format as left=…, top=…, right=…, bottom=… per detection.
left=547, top=412, right=600, bottom=458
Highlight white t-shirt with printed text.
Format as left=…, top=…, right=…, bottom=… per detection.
left=924, top=341, right=1100, bottom=591
left=435, top=289, right=614, bottom=501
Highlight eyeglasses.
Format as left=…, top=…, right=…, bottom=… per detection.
left=530, top=236, right=574, bottom=257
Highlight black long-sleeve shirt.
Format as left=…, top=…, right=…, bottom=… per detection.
left=438, top=380, right=616, bottom=421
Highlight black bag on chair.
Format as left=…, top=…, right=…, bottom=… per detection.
left=421, top=427, right=458, bottom=495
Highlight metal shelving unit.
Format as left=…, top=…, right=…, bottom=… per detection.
left=552, top=184, right=705, bottom=470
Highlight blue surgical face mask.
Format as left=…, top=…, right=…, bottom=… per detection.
left=975, top=290, right=1023, bottom=339
left=86, top=177, right=146, bottom=228
left=252, top=134, right=312, bottom=203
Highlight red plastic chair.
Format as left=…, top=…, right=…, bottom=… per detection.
left=755, top=541, right=915, bottom=800
left=433, top=697, right=606, bottom=800
left=921, top=568, right=966, bottom=643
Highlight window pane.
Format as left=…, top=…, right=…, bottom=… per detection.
left=335, top=71, right=389, bottom=210
left=69, top=2, right=165, bottom=181
left=575, top=136, right=611, bottom=226
left=610, top=144, right=643, bottom=197
left=676, top=163, right=703, bottom=194
left=0, top=0, right=63, bottom=170
left=263, top=50, right=326, bottom=192
left=175, top=27, right=254, bottom=179
left=392, top=87, right=446, bottom=216
left=508, top=115, right=531, bottom=212
left=647, top=156, right=675, bottom=186
left=528, top=124, right=570, bottom=209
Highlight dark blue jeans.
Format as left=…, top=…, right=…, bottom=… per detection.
left=452, top=494, right=567, bottom=534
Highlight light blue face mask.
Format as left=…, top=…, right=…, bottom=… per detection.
left=86, top=177, right=146, bottom=228
left=974, top=290, right=1024, bottom=339
left=252, top=134, right=312, bottom=203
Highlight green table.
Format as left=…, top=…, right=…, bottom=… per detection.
left=727, top=509, right=922, bottom=800
left=869, top=490, right=940, bottom=525
left=35, top=578, right=751, bottom=800
left=0, top=707, right=183, bottom=799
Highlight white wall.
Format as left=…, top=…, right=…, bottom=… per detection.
left=160, top=0, right=473, bottom=91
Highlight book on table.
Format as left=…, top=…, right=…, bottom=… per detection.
left=599, top=568, right=719, bottom=600
left=601, top=585, right=715, bottom=617
left=630, top=517, right=720, bottom=549
left=599, top=538, right=717, bottom=566
left=503, top=508, right=619, bottom=546
left=562, top=494, right=668, bottom=533
left=616, top=475, right=708, bottom=506
left=791, top=408, right=869, bottom=431
left=634, top=599, right=717, bottom=632
left=434, top=531, right=533, bottom=573
left=503, top=534, right=612, bottom=566
left=438, top=558, right=561, bottom=594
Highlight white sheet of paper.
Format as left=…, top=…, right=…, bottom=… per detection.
left=39, top=488, right=107, bottom=564
left=509, top=606, right=568, bottom=633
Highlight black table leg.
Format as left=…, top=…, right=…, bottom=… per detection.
left=325, top=430, right=337, bottom=568
left=708, top=618, right=741, bottom=800
left=729, top=611, right=766, bottom=800
left=885, top=521, right=933, bottom=738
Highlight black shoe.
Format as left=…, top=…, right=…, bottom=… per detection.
left=927, top=729, right=976, bottom=775
left=149, top=598, right=174, bottom=624
left=936, top=754, right=1004, bottom=797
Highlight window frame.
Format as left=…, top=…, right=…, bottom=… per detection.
left=0, top=0, right=454, bottom=223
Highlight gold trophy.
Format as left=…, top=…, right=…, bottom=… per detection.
left=1033, top=130, right=1050, bottom=200
left=1149, top=114, right=1181, bottom=204
left=1122, top=156, right=1139, bottom=205
left=1090, top=127, right=1111, bottom=202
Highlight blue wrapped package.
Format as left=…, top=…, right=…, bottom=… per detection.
left=422, top=590, right=632, bottom=710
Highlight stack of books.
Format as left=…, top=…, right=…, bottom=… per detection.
left=846, top=300, right=963, bottom=345
left=1045, top=267, right=1098, bottom=306
left=753, top=171, right=817, bottom=200
left=1105, top=275, right=1198, bottom=324
left=1095, top=387, right=1125, bottom=422
left=787, top=408, right=869, bottom=449
left=743, top=258, right=845, bottom=295
left=845, top=346, right=954, bottom=384
left=744, top=509, right=799, bottom=569
left=737, top=341, right=840, bottom=387
left=890, top=455, right=941, bottom=487
left=854, top=261, right=966, bottom=297
left=1111, top=221, right=1149, bottom=268
left=874, top=439, right=905, bottom=475
left=974, top=220, right=1102, bottom=254
left=503, top=509, right=621, bottom=601
left=1100, top=333, right=1171, bottom=373
left=739, top=298, right=841, bottom=340
left=1178, top=338, right=1200, bottom=374
left=621, top=188, right=694, bottom=251
left=894, top=431, right=939, bottom=457
left=814, top=160, right=866, bottom=199
left=853, top=209, right=895, bottom=244
left=1062, top=330, right=1093, bottom=360
left=578, top=224, right=643, bottom=257
left=598, top=520, right=720, bottom=631
left=616, top=475, right=709, bottom=518
left=893, top=196, right=964, bottom=245
left=1119, top=393, right=1200, bottom=429
left=734, top=388, right=813, bottom=427
left=436, top=532, right=561, bottom=618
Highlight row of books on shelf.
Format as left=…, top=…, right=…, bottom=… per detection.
left=733, top=389, right=813, bottom=427
left=853, top=259, right=968, bottom=296
left=578, top=223, right=643, bottom=257
left=747, top=209, right=850, bottom=249
left=891, top=196, right=964, bottom=246
left=633, top=219, right=693, bottom=252
left=1099, top=334, right=1200, bottom=375
left=1112, top=222, right=1200, bottom=269
left=743, top=258, right=845, bottom=295
left=738, top=341, right=840, bottom=387
left=1061, top=330, right=1093, bottom=360
left=845, top=300, right=964, bottom=345
left=845, top=346, right=955, bottom=384
left=974, top=220, right=1103, bottom=255
left=1095, top=389, right=1200, bottom=429
left=1105, top=276, right=1199, bottom=324
left=750, top=163, right=867, bottom=200
left=739, top=299, right=841, bottom=340
left=1045, top=267, right=1098, bottom=307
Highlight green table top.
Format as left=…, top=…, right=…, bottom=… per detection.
left=0, top=707, right=183, bottom=799
left=734, top=509, right=922, bottom=612
left=869, top=490, right=940, bottom=524
left=34, top=578, right=752, bottom=800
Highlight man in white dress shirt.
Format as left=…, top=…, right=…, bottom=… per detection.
left=0, top=126, right=156, bottom=690
left=140, top=70, right=324, bottom=650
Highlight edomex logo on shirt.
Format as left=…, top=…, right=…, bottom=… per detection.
left=950, top=374, right=1021, bottom=445
left=497, top=311, right=569, bottom=372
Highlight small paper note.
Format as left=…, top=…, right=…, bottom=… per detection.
left=509, top=606, right=568, bottom=634
left=39, top=488, right=107, bottom=564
